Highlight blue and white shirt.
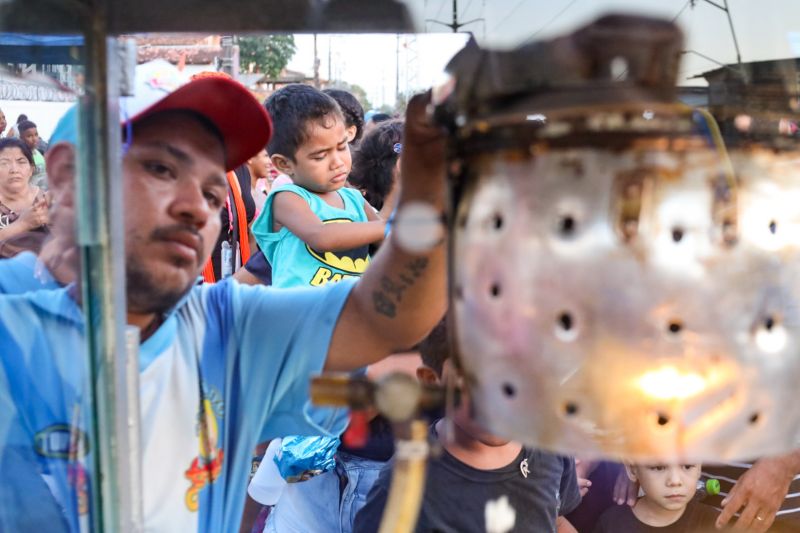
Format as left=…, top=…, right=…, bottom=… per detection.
left=0, top=251, right=60, bottom=294
left=0, top=278, right=355, bottom=532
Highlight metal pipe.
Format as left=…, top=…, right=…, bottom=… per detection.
left=378, top=420, right=429, bottom=533
left=124, top=326, right=144, bottom=531
left=78, top=28, right=135, bottom=531
left=310, top=374, right=445, bottom=532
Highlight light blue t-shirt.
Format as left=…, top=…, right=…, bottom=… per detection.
left=252, top=184, right=371, bottom=288
left=0, top=278, right=355, bottom=532
left=0, top=251, right=60, bottom=294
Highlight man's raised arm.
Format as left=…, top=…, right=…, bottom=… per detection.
left=326, top=92, right=447, bottom=371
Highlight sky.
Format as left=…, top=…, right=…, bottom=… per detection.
left=287, top=33, right=469, bottom=109
left=287, top=0, right=800, bottom=108
left=4, top=0, right=799, bottom=135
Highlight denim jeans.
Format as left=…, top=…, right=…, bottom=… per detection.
left=264, top=452, right=384, bottom=533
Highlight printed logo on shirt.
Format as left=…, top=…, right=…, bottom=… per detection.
left=35, top=423, right=91, bottom=516
left=184, top=389, right=225, bottom=512
left=307, top=218, right=370, bottom=286
left=520, top=458, right=530, bottom=478
left=68, top=463, right=90, bottom=516
left=34, top=424, right=90, bottom=459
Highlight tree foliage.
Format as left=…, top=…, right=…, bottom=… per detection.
left=328, top=81, right=372, bottom=113
left=237, top=35, right=297, bottom=78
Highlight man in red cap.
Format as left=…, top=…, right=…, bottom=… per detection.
left=0, top=60, right=446, bottom=532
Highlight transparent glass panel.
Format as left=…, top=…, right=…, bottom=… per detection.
left=0, top=34, right=96, bottom=532
left=1, top=0, right=800, bottom=531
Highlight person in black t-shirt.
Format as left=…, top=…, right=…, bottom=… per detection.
left=354, top=321, right=581, bottom=533
left=593, top=463, right=722, bottom=532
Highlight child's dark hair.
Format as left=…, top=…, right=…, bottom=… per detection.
left=418, top=319, right=450, bottom=377
left=323, top=88, right=365, bottom=144
left=0, top=138, right=34, bottom=165
left=17, top=120, right=37, bottom=135
left=264, top=84, right=343, bottom=161
left=348, top=119, right=403, bottom=211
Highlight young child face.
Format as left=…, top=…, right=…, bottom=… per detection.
left=21, top=127, right=39, bottom=151
left=629, top=463, right=702, bottom=511
left=439, top=360, right=512, bottom=447
left=289, top=117, right=351, bottom=194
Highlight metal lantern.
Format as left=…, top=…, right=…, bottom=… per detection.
left=436, top=14, right=800, bottom=461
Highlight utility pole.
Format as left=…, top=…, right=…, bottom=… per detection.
left=220, top=35, right=234, bottom=77
left=395, top=34, right=400, bottom=106
left=403, top=35, right=419, bottom=109
left=313, top=33, right=320, bottom=88
left=426, top=0, right=484, bottom=33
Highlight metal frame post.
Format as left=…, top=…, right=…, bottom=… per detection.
left=78, top=29, right=141, bottom=532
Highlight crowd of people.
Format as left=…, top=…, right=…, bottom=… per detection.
left=0, top=58, right=799, bottom=533
left=0, top=108, right=50, bottom=259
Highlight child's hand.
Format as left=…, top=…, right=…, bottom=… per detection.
left=613, top=465, right=638, bottom=506
left=574, top=458, right=593, bottom=497
left=577, top=476, right=592, bottom=498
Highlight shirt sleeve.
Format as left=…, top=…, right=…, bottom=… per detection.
left=231, top=278, right=357, bottom=442
left=559, top=456, right=582, bottom=516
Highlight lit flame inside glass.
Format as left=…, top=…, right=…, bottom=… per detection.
left=637, top=366, right=707, bottom=400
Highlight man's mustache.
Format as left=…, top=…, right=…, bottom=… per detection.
left=150, top=224, right=205, bottom=266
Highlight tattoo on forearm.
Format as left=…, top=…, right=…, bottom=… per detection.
left=372, top=257, right=429, bottom=318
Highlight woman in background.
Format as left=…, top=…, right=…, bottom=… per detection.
left=0, top=138, right=49, bottom=257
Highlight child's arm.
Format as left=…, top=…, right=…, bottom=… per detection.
left=556, top=516, right=578, bottom=533
left=324, top=93, right=447, bottom=371
left=378, top=172, right=401, bottom=221
left=273, top=191, right=386, bottom=252
left=364, top=201, right=381, bottom=222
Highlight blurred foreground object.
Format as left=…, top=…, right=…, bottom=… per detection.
left=311, top=373, right=444, bottom=533
left=435, top=14, right=800, bottom=461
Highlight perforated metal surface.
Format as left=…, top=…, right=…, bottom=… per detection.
left=451, top=114, right=800, bottom=460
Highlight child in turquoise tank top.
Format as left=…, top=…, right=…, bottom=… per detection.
left=252, top=85, right=396, bottom=288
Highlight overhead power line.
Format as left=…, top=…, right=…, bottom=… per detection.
left=491, top=0, right=527, bottom=32
left=690, top=0, right=744, bottom=75
left=525, top=0, right=581, bottom=42
left=462, top=0, right=475, bottom=17
left=435, top=0, right=447, bottom=21
left=672, top=0, right=692, bottom=21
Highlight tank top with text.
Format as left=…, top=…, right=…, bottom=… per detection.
left=252, top=184, right=370, bottom=288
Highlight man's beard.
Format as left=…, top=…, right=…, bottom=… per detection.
left=126, top=254, right=196, bottom=315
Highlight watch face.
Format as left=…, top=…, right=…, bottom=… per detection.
left=394, top=201, right=445, bottom=254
